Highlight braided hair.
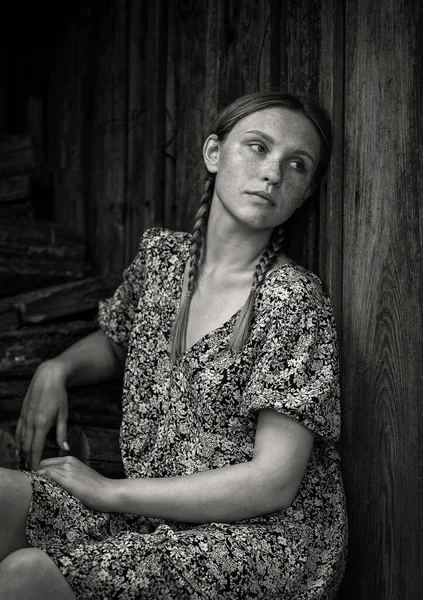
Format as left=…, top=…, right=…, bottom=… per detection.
left=170, top=173, right=214, bottom=363
left=170, top=92, right=332, bottom=363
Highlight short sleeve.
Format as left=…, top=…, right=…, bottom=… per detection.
left=97, top=230, right=150, bottom=348
left=241, top=281, right=341, bottom=441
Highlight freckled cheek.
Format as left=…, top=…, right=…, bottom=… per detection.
left=276, top=181, right=308, bottom=213
left=218, top=158, right=253, bottom=192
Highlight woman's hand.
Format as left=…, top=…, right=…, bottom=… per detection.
left=37, top=456, right=118, bottom=513
left=16, top=360, right=70, bottom=471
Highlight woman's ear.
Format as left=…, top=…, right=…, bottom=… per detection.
left=203, top=134, right=220, bottom=174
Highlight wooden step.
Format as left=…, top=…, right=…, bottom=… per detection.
left=0, top=134, right=35, bottom=177
left=0, top=379, right=123, bottom=430
left=0, top=216, right=91, bottom=297
left=0, top=320, right=98, bottom=379
left=0, top=174, right=30, bottom=202
left=0, top=275, right=120, bottom=332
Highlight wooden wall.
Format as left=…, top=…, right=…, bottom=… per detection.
left=47, top=0, right=340, bottom=279
left=340, top=1, right=423, bottom=597
left=3, top=1, right=422, bottom=598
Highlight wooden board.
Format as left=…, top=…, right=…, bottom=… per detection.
left=61, top=425, right=124, bottom=478
left=0, top=379, right=122, bottom=429
left=0, top=174, right=30, bottom=202
left=88, top=0, right=128, bottom=275
left=0, top=275, right=120, bottom=327
left=48, top=3, right=93, bottom=238
left=276, top=0, right=344, bottom=286
left=340, top=1, right=423, bottom=598
left=0, top=133, right=35, bottom=176
left=0, top=320, right=98, bottom=379
left=165, top=0, right=216, bottom=231
left=0, top=216, right=90, bottom=297
left=124, top=0, right=149, bottom=264
left=165, top=0, right=274, bottom=231
left=217, top=0, right=273, bottom=105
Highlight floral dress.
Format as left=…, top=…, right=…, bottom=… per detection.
left=23, top=227, right=347, bottom=600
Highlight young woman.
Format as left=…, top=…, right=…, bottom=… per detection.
left=1, top=92, right=347, bottom=599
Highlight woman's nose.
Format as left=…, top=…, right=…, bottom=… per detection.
left=261, top=161, right=282, bottom=186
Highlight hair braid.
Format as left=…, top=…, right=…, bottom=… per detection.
left=229, top=225, right=285, bottom=352
left=170, top=175, right=214, bottom=363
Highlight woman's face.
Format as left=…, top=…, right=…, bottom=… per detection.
left=204, top=106, right=322, bottom=230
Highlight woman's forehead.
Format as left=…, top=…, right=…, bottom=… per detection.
left=229, top=106, right=320, bottom=149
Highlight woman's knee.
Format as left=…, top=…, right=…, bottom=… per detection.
left=0, top=548, right=53, bottom=591
left=0, top=468, right=32, bottom=516
left=0, top=468, right=32, bottom=559
left=0, top=547, right=47, bottom=575
left=0, top=548, right=76, bottom=599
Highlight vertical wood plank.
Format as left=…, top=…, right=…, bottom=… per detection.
left=165, top=0, right=221, bottom=232
left=275, top=0, right=344, bottom=326
left=141, top=0, right=168, bottom=231
left=218, top=0, right=273, bottom=107
left=89, top=0, right=129, bottom=274
left=317, top=0, right=344, bottom=332
left=125, top=0, right=149, bottom=264
left=49, top=4, right=92, bottom=238
left=275, top=0, right=325, bottom=274
left=165, top=0, right=276, bottom=232
left=340, top=1, right=423, bottom=597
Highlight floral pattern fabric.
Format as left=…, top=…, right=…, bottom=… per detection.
left=24, top=227, right=347, bottom=599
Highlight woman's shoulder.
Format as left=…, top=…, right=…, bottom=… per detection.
left=138, top=227, right=191, bottom=252
left=259, top=261, right=334, bottom=322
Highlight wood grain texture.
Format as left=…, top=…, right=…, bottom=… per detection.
left=141, top=0, right=168, bottom=232
left=340, top=1, right=423, bottom=598
left=62, top=425, right=124, bottom=478
left=0, top=379, right=122, bottom=430
left=218, top=0, right=273, bottom=104
left=317, top=0, right=344, bottom=332
left=48, top=4, right=92, bottom=238
left=0, top=134, right=35, bottom=176
left=0, top=320, right=97, bottom=379
left=6, top=276, right=119, bottom=326
left=89, top=0, right=129, bottom=275
left=124, top=0, right=149, bottom=264
left=165, top=0, right=220, bottom=231
left=0, top=174, right=30, bottom=202
left=276, top=0, right=342, bottom=278
left=267, top=0, right=344, bottom=335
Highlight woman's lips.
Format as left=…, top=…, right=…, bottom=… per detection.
left=246, top=191, right=275, bottom=205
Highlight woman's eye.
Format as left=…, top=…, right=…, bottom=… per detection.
left=249, top=142, right=266, bottom=155
left=288, top=160, right=306, bottom=173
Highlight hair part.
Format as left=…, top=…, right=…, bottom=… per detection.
left=170, top=91, right=332, bottom=363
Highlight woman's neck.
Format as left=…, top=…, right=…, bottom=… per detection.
left=202, top=204, right=273, bottom=276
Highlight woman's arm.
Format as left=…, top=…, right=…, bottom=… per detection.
left=16, top=330, right=125, bottom=470
left=46, top=329, right=126, bottom=386
left=38, top=409, right=314, bottom=522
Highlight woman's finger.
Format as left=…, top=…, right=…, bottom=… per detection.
left=16, top=380, right=35, bottom=456
left=37, top=467, right=64, bottom=484
left=56, top=407, right=69, bottom=452
left=15, top=418, right=23, bottom=453
left=31, top=425, right=50, bottom=471
left=22, top=423, right=35, bottom=470
left=38, top=456, right=78, bottom=468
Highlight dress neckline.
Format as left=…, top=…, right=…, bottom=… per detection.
left=173, top=238, right=298, bottom=360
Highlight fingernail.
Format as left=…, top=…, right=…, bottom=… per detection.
left=63, top=441, right=70, bottom=451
